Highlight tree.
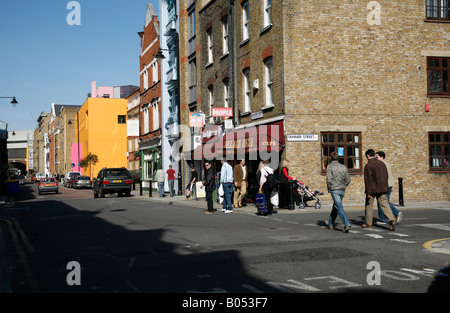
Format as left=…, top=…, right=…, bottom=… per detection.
left=80, top=153, right=99, bottom=178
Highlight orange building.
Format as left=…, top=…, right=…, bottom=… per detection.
left=76, top=98, right=128, bottom=178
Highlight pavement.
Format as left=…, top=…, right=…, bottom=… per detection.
left=1, top=187, right=450, bottom=293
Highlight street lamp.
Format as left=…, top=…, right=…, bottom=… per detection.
left=0, top=96, right=18, bottom=106
left=154, top=48, right=176, bottom=61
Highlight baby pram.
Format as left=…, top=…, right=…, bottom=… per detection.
left=295, top=180, right=322, bottom=209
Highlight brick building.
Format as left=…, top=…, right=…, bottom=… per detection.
left=179, top=0, right=449, bottom=203
left=138, top=3, right=162, bottom=191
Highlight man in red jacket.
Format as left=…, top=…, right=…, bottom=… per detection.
left=362, top=149, right=396, bottom=231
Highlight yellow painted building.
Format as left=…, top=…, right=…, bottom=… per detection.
left=76, top=98, right=128, bottom=178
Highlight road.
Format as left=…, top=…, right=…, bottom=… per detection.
left=1, top=182, right=450, bottom=298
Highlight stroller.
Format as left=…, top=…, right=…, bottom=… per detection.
left=295, top=180, right=322, bottom=209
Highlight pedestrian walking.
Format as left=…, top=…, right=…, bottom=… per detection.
left=233, top=159, right=247, bottom=208
left=156, top=166, right=165, bottom=197
left=220, top=159, right=234, bottom=213
left=201, top=160, right=216, bottom=214
left=278, top=159, right=296, bottom=209
left=166, top=164, right=176, bottom=197
left=362, top=149, right=396, bottom=231
left=375, top=151, right=403, bottom=224
left=326, top=151, right=351, bottom=232
left=185, top=165, right=198, bottom=199
left=259, top=160, right=276, bottom=215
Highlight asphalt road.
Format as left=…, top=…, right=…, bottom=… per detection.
left=1, top=182, right=450, bottom=298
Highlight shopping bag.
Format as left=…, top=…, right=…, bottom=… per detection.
left=255, top=191, right=267, bottom=214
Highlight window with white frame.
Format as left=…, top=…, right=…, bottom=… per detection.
left=242, top=1, right=250, bottom=41
left=188, top=9, right=196, bottom=39
left=222, top=16, right=229, bottom=55
left=143, top=106, right=149, bottom=134
left=207, top=28, right=213, bottom=64
left=143, top=69, right=149, bottom=90
left=243, top=68, right=251, bottom=112
left=152, top=62, right=158, bottom=83
left=264, top=0, right=272, bottom=27
left=264, top=57, right=273, bottom=107
left=208, top=85, right=214, bottom=116
left=152, top=101, right=159, bottom=130
left=223, top=79, right=230, bottom=108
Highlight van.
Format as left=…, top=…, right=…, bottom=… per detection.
left=35, top=172, right=46, bottom=182
left=64, top=171, right=81, bottom=187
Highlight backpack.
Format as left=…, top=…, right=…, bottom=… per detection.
left=266, top=173, right=280, bottom=189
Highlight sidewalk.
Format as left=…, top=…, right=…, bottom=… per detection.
left=129, top=188, right=450, bottom=214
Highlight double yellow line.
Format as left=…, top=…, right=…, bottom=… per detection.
left=1, top=218, right=39, bottom=292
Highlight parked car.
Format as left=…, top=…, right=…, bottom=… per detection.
left=38, top=177, right=59, bottom=195
left=63, top=171, right=81, bottom=187
left=93, top=167, right=132, bottom=198
left=73, top=176, right=92, bottom=189
left=35, top=172, right=46, bottom=182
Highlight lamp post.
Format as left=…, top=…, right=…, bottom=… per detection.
left=0, top=96, right=18, bottom=106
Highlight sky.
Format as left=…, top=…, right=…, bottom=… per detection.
left=0, top=0, right=159, bottom=132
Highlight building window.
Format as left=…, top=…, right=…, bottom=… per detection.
left=143, top=107, right=149, bottom=134
left=243, top=68, right=251, bottom=112
left=152, top=102, right=159, bottom=131
left=426, top=0, right=449, bottom=20
left=429, top=132, right=450, bottom=171
left=151, top=62, right=158, bottom=84
left=118, top=115, right=126, bottom=124
left=223, top=79, right=230, bottom=108
left=143, top=69, right=149, bottom=90
left=208, top=85, right=214, bottom=116
left=427, top=57, right=449, bottom=96
left=188, top=9, right=196, bottom=39
left=264, top=57, right=273, bottom=107
left=321, top=132, right=362, bottom=173
left=242, top=1, right=250, bottom=41
left=222, top=16, right=229, bottom=55
left=207, top=28, right=213, bottom=64
left=264, top=0, right=272, bottom=27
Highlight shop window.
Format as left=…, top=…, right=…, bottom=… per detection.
left=321, top=132, right=362, bottom=173
left=429, top=132, right=450, bottom=171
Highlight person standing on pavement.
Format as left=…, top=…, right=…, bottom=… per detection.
left=278, top=159, right=296, bottom=209
left=259, top=160, right=276, bottom=215
left=220, top=159, right=234, bottom=213
left=362, top=149, right=396, bottom=231
left=201, top=160, right=216, bottom=214
left=233, top=159, right=247, bottom=208
left=375, top=151, right=403, bottom=225
left=185, top=165, right=198, bottom=199
left=156, top=166, right=165, bottom=197
left=326, top=151, right=352, bottom=233
left=166, top=164, right=176, bottom=197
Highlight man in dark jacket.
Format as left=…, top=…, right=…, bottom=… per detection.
left=201, top=160, right=216, bottom=214
left=362, top=149, right=396, bottom=230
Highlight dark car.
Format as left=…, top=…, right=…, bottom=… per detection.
left=73, top=176, right=92, bottom=189
left=93, top=167, right=132, bottom=198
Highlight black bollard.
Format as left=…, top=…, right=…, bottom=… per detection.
left=398, top=177, right=404, bottom=207
left=140, top=181, right=143, bottom=196
left=149, top=180, right=152, bottom=197
left=287, top=180, right=295, bottom=210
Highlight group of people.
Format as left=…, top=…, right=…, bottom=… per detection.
left=200, top=158, right=297, bottom=215
left=156, top=165, right=176, bottom=197
left=327, top=149, right=403, bottom=233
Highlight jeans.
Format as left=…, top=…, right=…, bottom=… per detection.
left=377, top=187, right=400, bottom=222
left=158, top=182, right=165, bottom=197
left=329, top=190, right=350, bottom=228
left=168, top=179, right=175, bottom=197
left=222, top=183, right=233, bottom=211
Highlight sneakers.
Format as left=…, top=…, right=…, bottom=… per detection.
left=343, top=226, right=351, bottom=233
left=224, top=210, right=233, bottom=213
left=396, top=212, right=403, bottom=224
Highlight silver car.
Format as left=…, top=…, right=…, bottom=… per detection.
left=73, top=176, right=92, bottom=189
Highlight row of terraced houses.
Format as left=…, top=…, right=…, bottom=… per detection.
left=32, top=1, right=449, bottom=204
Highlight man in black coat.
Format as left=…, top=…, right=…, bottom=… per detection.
left=201, top=160, right=216, bottom=214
